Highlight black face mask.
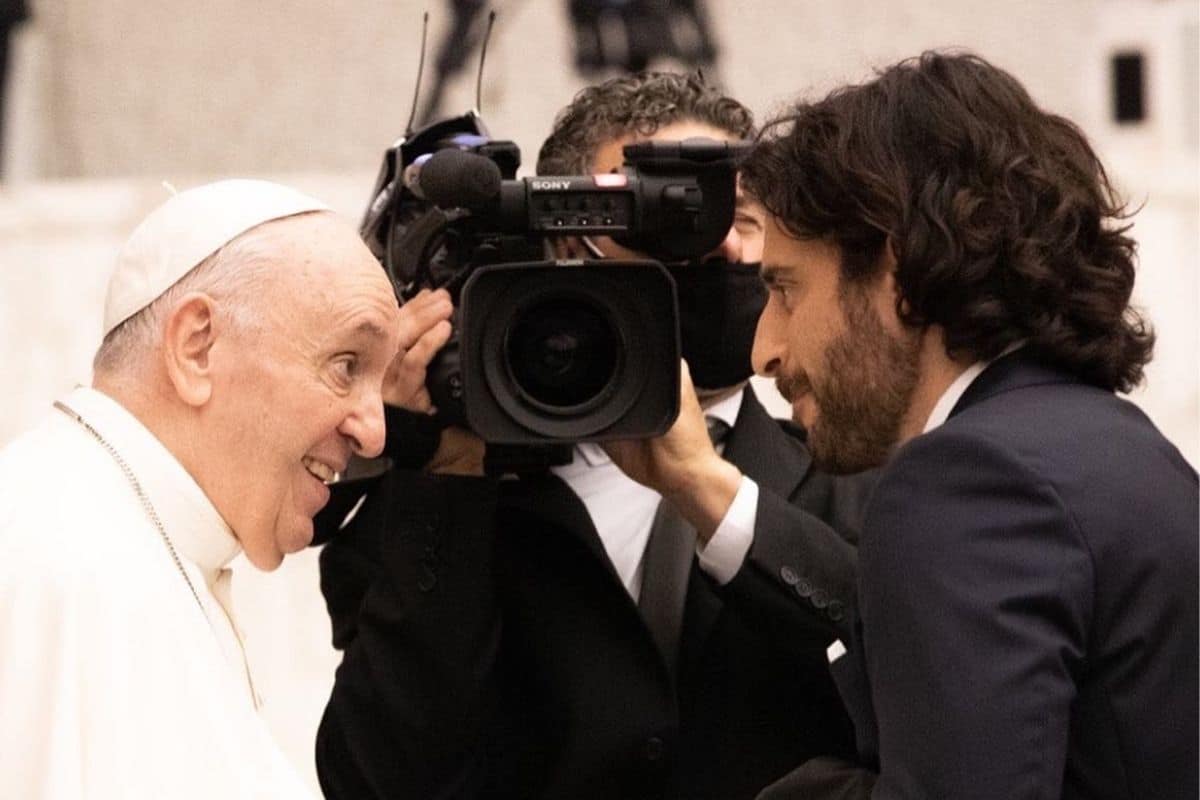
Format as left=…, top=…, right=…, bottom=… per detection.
left=664, top=260, right=767, bottom=390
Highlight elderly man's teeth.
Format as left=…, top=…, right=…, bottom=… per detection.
left=303, top=457, right=336, bottom=484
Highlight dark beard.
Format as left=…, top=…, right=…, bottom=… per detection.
left=792, top=289, right=920, bottom=474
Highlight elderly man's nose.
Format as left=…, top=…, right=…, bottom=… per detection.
left=342, top=394, right=388, bottom=458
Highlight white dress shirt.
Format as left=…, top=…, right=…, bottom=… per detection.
left=922, top=360, right=991, bottom=434
left=0, top=387, right=313, bottom=799
left=552, top=389, right=750, bottom=600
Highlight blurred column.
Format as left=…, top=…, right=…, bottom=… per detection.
left=0, top=0, right=28, bottom=179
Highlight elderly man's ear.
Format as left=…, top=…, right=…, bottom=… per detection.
left=162, top=292, right=218, bottom=407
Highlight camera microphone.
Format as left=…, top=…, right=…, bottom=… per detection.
left=417, top=149, right=503, bottom=210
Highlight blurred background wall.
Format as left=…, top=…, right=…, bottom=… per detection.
left=1, top=0, right=1196, bottom=793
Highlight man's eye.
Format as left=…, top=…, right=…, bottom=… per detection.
left=734, top=214, right=763, bottom=231
left=769, top=285, right=796, bottom=309
left=331, top=355, right=359, bottom=383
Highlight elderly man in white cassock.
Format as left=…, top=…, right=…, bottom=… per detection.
left=0, top=179, right=402, bottom=798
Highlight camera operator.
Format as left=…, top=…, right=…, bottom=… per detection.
left=314, top=72, right=874, bottom=800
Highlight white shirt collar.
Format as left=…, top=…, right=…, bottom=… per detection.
left=572, top=386, right=746, bottom=468
left=701, top=386, right=745, bottom=432
left=922, top=343, right=1023, bottom=434
left=59, top=387, right=241, bottom=585
left=922, top=361, right=989, bottom=434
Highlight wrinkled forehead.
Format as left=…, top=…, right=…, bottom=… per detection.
left=262, top=214, right=381, bottom=281
left=256, top=215, right=397, bottom=323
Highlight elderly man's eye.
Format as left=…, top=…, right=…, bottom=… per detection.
left=331, top=355, right=359, bottom=384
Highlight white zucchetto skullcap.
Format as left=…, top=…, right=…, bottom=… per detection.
left=102, top=179, right=331, bottom=336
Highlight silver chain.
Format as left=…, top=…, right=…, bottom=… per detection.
left=53, top=400, right=207, bottom=616
left=53, top=400, right=264, bottom=708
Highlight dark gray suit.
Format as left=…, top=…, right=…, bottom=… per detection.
left=314, top=386, right=874, bottom=800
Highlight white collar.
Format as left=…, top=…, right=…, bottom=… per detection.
left=573, top=386, right=746, bottom=468
left=701, top=385, right=745, bottom=432
left=59, top=386, right=241, bottom=586
left=922, top=361, right=989, bottom=434
left=922, top=343, right=1023, bottom=434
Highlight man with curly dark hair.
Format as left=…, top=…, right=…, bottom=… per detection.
left=536, top=70, right=754, bottom=175
left=536, top=71, right=769, bottom=398
left=735, top=51, right=1198, bottom=799
left=314, top=71, right=874, bottom=800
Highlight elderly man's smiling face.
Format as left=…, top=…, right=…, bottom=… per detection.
left=205, top=213, right=401, bottom=569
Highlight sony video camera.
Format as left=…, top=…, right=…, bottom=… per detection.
left=360, top=110, right=743, bottom=454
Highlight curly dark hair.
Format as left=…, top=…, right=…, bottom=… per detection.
left=536, top=70, right=754, bottom=175
left=741, top=51, right=1154, bottom=393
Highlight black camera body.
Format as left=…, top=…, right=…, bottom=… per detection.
left=361, top=111, right=742, bottom=451
left=414, top=136, right=743, bottom=262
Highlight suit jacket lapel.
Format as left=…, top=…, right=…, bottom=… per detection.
left=508, top=466, right=698, bottom=689
left=723, top=386, right=811, bottom=500
left=639, top=499, right=696, bottom=683
left=499, top=471, right=624, bottom=589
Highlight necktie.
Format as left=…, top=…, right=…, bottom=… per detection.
left=638, top=416, right=729, bottom=681
left=705, top=416, right=731, bottom=450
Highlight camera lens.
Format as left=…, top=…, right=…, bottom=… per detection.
left=505, top=296, right=620, bottom=410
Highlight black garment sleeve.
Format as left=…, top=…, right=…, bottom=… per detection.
left=718, top=467, right=873, bottom=647
left=383, top=404, right=445, bottom=470
left=310, top=405, right=446, bottom=548
left=315, top=470, right=504, bottom=800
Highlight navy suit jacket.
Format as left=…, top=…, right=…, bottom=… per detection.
left=791, top=354, right=1198, bottom=800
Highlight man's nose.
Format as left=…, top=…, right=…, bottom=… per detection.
left=751, top=299, right=783, bottom=378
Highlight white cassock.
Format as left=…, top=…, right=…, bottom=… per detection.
left=0, top=387, right=314, bottom=799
